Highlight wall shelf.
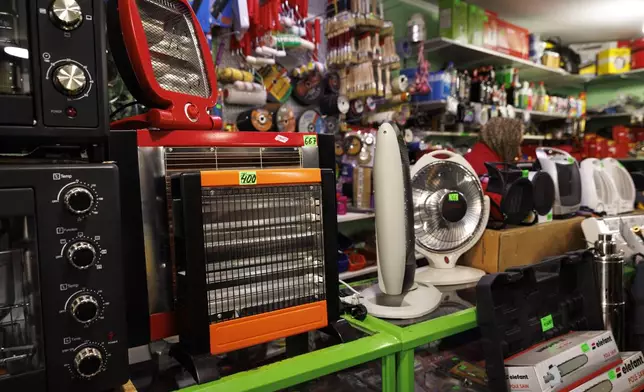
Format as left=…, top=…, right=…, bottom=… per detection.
left=338, top=212, right=376, bottom=223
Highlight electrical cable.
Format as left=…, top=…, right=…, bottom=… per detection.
left=110, top=101, right=141, bottom=119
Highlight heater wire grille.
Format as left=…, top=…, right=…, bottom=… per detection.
left=202, top=184, right=326, bottom=323
left=164, top=147, right=304, bottom=173
left=137, top=0, right=211, bottom=97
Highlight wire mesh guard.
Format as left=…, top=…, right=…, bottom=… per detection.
left=137, top=0, right=211, bottom=97
left=164, top=147, right=304, bottom=173
left=201, top=184, right=326, bottom=323
left=412, top=161, right=485, bottom=253
left=0, top=246, right=40, bottom=379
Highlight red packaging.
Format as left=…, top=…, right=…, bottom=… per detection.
left=631, top=38, right=644, bottom=69
left=596, top=136, right=607, bottom=158
left=616, top=143, right=630, bottom=158
left=606, top=140, right=618, bottom=157
left=612, top=125, right=631, bottom=143
left=496, top=19, right=529, bottom=59
left=483, top=11, right=498, bottom=50
left=583, top=133, right=597, bottom=159
left=633, top=127, right=644, bottom=142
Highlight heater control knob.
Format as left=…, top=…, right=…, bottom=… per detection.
left=63, top=186, right=94, bottom=215
left=68, top=293, right=100, bottom=324
left=52, top=62, right=88, bottom=97
left=66, top=241, right=97, bottom=269
left=73, top=346, right=104, bottom=378
left=50, top=0, right=83, bottom=31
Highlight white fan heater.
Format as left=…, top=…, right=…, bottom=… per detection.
left=360, top=123, right=442, bottom=319
left=580, top=158, right=620, bottom=216
left=411, top=150, right=490, bottom=286
left=536, top=147, right=582, bottom=216
left=602, top=158, right=636, bottom=214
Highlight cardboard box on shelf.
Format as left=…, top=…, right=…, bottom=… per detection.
left=570, top=41, right=620, bottom=69
left=597, top=47, right=631, bottom=75
left=439, top=0, right=468, bottom=44
left=505, top=331, right=621, bottom=392
left=496, top=19, right=529, bottom=59
left=352, top=167, right=373, bottom=209
left=461, top=217, right=585, bottom=273
left=467, top=4, right=485, bottom=46
left=569, top=351, right=644, bottom=392
left=483, top=10, right=498, bottom=50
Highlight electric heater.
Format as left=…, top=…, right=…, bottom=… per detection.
left=171, top=168, right=338, bottom=364
left=107, top=0, right=221, bottom=129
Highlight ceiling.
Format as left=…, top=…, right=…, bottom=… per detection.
left=414, top=0, right=644, bottom=44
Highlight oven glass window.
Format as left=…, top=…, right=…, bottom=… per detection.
left=0, top=216, right=44, bottom=379
left=0, top=1, right=31, bottom=95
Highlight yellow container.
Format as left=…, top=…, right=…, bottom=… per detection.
left=597, top=47, right=631, bottom=75
left=579, top=63, right=597, bottom=76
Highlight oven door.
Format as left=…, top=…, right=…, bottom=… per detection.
left=0, top=188, right=45, bottom=390
left=0, top=0, right=34, bottom=126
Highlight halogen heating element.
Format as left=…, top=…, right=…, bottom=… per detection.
left=593, top=233, right=625, bottom=349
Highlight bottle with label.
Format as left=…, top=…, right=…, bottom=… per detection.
left=446, top=62, right=458, bottom=98
left=507, top=69, right=520, bottom=107
left=534, top=82, right=545, bottom=112
left=527, top=82, right=534, bottom=111
left=500, top=84, right=507, bottom=107
left=470, top=69, right=482, bottom=103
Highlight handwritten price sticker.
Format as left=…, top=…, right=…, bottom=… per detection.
left=303, top=135, right=317, bottom=147
left=238, top=171, right=258, bottom=185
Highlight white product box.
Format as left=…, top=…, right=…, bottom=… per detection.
left=504, top=331, right=620, bottom=392
left=570, top=351, right=644, bottom=392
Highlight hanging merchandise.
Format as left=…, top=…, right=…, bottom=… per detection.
left=292, top=68, right=324, bottom=105
left=222, top=81, right=268, bottom=106
left=218, top=67, right=254, bottom=83
left=236, top=108, right=273, bottom=131
left=392, top=74, right=409, bottom=94
left=580, top=158, right=620, bottom=216
left=325, top=72, right=341, bottom=94
left=320, top=95, right=350, bottom=116
left=344, top=134, right=363, bottom=157
left=602, top=158, right=636, bottom=214
left=536, top=147, right=582, bottom=216
left=409, top=41, right=430, bottom=95
left=483, top=163, right=535, bottom=226
left=275, top=105, right=296, bottom=132
left=325, top=116, right=340, bottom=134
left=259, top=64, right=293, bottom=103
left=298, top=109, right=326, bottom=133
left=359, top=123, right=441, bottom=319
left=412, top=150, right=490, bottom=286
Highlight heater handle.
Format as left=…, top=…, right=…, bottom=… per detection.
left=421, top=149, right=478, bottom=175
left=536, top=147, right=572, bottom=160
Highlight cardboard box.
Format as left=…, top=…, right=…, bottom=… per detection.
left=461, top=217, right=585, bottom=273
left=483, top=10, right=498, bottom=50
left=597, top=47, right=631, bottom=75
left=570, top=351, right=644, bottom=392
left=505, top=331, right=620, bottom=392
left=353, top=167, right=372, bottom=209
left=468, top=4, right=485, bottom=46
left=439, top=0, right=468, bottom=43
left=497, top=19, right=529, bottom=59
left=570, top=41, right=620, bottom=69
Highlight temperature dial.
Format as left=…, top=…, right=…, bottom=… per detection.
left=66, top=241, right=97, bottom=269
left=63, top=186, right=94, bottom=215
left=68, top=293, right=100, bottom=324
left=74, top=346, right=103, bottom=378
left=49, top=0, right=83, bottom=31
left=53, top=63, right=88, bottom=97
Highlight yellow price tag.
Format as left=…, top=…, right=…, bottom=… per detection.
left=303, top=135, right=318, bottom=147
left=238, top=171, right=257, bottom=185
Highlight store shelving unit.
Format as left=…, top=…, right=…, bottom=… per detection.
left=337, top=211, right=376, bottom=223
left=339, top=265, right=379, bottom=280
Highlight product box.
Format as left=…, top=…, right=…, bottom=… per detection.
left=468, top=4, right=485, bottom=46
left=630, top=38, right=644, bottom=69
left=461, top=217, right=585, bottom=273
left=570, top=351, right=644, bottom=392
left=597, top=47, right=631, bottom=75
left=496, top=19, right=529, bottom=59
left=569, top=41, right=620, bottom=69
left=439, top=0, right=468, bottom=43
left=483, top=10, right=498, bottom=50
left=504, top=331, right=620, bottom=392
left=353, top=167, right=373, bottom=209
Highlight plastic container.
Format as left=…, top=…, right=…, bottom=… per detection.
left=337, top=195, right=348, bottom=215
left=439, top=0, right=468, bottom=43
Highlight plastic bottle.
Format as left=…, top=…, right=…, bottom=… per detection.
left=535, top=82, right=546, bottom=112
left=519, top=81, right=529, bottom=109
left=527, top=83, right=535, bottom=111
left=507, top=69, right=520, bottom=107
left=446, top=62, right=458, bottom=98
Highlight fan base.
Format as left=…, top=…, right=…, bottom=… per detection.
left=360, top=283, right=442, bottom=319
left=415, top=265, right=485, bottom=286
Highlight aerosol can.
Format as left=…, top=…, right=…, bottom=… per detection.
left=593, top=233, right=625, bottom=349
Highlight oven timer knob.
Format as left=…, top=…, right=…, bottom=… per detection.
left=66, top=241, right=97, bottom=269
left=73, top=346, right=104, bottom=378
left=68, top=293, right=100, bottom=324
left=63, top=186, right=95, bottom=215
left=49, top=0, right=83, bottom=31
left=52, top=62, right=88, bottom=97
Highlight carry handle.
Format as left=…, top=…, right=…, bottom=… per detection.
left=536, top=147, right=572, bottom=160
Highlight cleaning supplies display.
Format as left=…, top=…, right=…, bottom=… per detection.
left=536, top=147, right=582, bottom=216
left=411, top=150, right=489, bottom=286
left=359, top=123, right=441, bottom=319
left=602, top=158, right=636, bottom=214
left=580, top=158, right=620, bottom=216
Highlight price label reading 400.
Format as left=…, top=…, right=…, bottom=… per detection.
left=303, top=135, right=317, bottom=147
left=239, top=171, right=258, bottom=185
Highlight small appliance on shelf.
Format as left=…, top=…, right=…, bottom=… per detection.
left=580, top=158, right=620, bottom=216
left=602, top=158, right=636, bottom=214
left=536, top=147, right=582, bottom=217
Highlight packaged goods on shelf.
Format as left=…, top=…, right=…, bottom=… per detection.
left=598, top=47, right=631, bottom=75
left=439, top=0, right=468, bottom=43
left=483, top=10, right=499, bottom=50
left=569, top=351, right=644, bottom=392
left=496, top=19, right=529, bottom=60
left=468, top=4, right=485, bottom=46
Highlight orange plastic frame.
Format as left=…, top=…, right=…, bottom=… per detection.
left=200, top=168, right=321, bottom=187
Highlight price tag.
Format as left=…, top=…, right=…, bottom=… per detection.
left=238, top=171, right=257, bottom=185
left=303, top=135, right=318, bottom=147
left=522, top=170, right=529, bottom=178
left=581, top=343, right=590, bottom=353
left=540, top=314, right=554, bottom=332
left=608, top=370, right=617, bottom=381
left=449, top=193, right=459, bottom=201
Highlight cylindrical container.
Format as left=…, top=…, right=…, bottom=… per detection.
left=593, top=233, right=625, bottom=349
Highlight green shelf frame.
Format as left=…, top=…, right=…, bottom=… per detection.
left=181, top=315, right=402, bottom=392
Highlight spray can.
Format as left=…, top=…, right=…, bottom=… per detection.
left=593, top=233, right=625, bottom=349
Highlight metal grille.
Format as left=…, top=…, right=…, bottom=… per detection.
left=164, top=147, right=304, bottom=173
left=136, top=0, right=211, bottom=97
left=201, top=184, right=326, bottom=323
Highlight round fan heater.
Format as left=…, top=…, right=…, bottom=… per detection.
left=412, top=150, right=490, bottom=286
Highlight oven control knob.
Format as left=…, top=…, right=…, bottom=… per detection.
left=52, top=63, right=88, bottom=97
left=66, top=241, right=97, bottom=269
left=63, top=186, right=94, bottom=215
left=50, top=0, right=83, bottom=31
left=68, top=293, right=100, bottom=324
left=74, top=346, right=103, bottom=378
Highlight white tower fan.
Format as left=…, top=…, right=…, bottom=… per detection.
left=602, top=158, right=636, bottom=214
left=359, top=123, right=442, bottom=319
left=580, top=158, right=620, bottom=216
left=411, top=150, right=490, bottom=286
left=536, top=147, right=582, bottom=216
